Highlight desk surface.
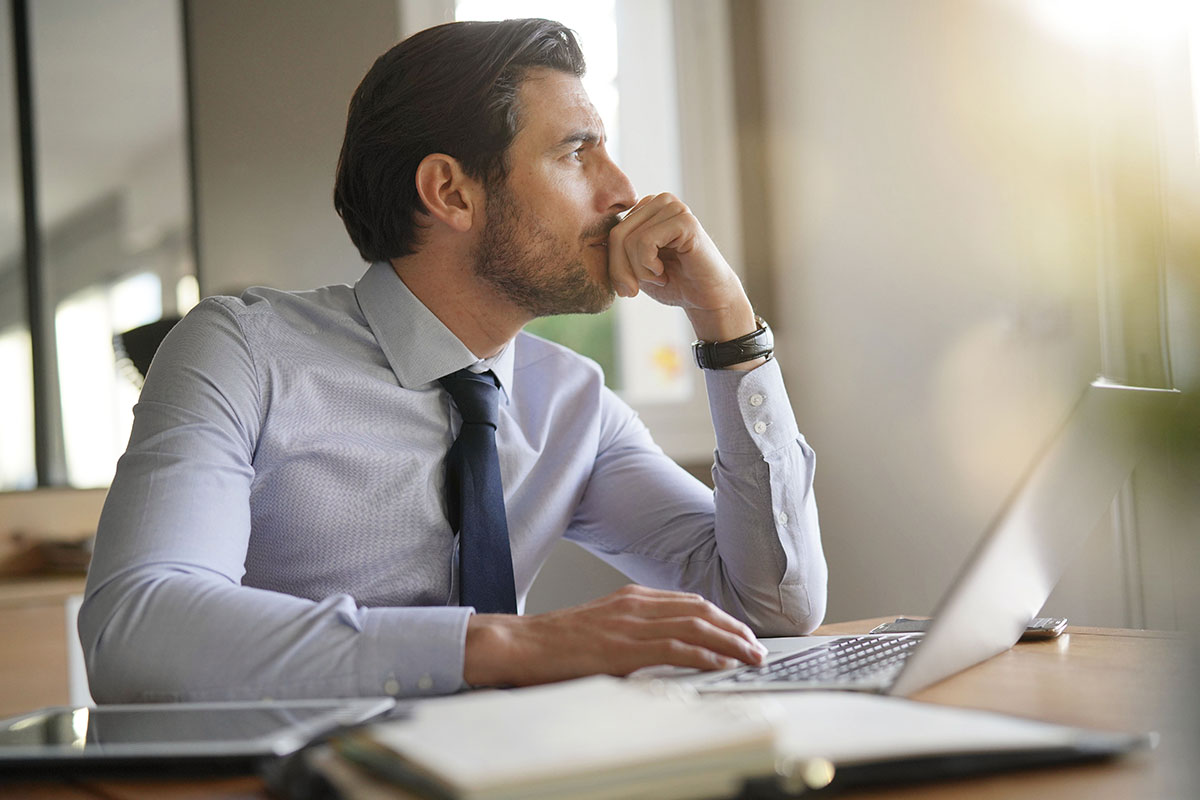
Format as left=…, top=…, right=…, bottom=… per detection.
left=7, top=617, right=1196, bottom=799
left=815, top=617, right=1197, bottom=798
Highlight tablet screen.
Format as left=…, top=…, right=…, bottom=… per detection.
left=0, top=698, right=395, bottom=772
left=3, top=705, right=337, bottom=747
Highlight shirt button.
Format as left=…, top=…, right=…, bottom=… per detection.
left=749, top=393, right=765, bottom=407
left=777, top=511, right=789, bottom=526
left=417, top=675, right=434, bottom=691
left=753, top=421, right=768, bottom=434
left=383, top=678, right=400, bottom=695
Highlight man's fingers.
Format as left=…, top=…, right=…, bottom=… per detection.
left=615, top=192, right=672, bottom=229
left=601, top=587, right=767, bottom=667
left=605, top=189, right=743, bottom=317
left=619, top=193, right=658, bottom=221
left=608, top=194, right=683, bottom=295
left=628, top=616, right=765, bottom=666
left=467, top=586, right=769, bottom=687
left=647, top=639, right=742, bottom=672
left=608, top=586, right=762, bottom=648
left=613, top=194, right=690, bottom=247
left=622, top=206, right=691, bottom=286
left=611, top=196, right=701, bottom=293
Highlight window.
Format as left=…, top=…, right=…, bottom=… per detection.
left=0, top=0, right=33, bottom=491
left=55, top=272, right=161, bottom=487
left=0, top=326, right=34, bottom=490
left=2, top=0, right=196, bottom=488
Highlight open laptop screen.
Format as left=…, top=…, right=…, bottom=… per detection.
left=890, top=381, right=1181, bottom=696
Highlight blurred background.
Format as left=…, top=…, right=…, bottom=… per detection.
left=0, top=0, right=1196, bottom=715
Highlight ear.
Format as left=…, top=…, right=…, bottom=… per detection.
left=414, top=153, right=481, bottom=234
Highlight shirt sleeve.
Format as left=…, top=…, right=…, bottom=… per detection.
left=565, top=358, right=827, bottom=636
left=79, top=298, right=471, bottom=702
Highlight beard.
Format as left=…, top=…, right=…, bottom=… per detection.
left=472, top=182, right=617, bottom=318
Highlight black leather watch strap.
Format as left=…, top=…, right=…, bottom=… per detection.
left=692, top=316, right=774, bottom=370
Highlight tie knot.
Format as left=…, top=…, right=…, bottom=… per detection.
left=439, top=369, right=500, bottom=428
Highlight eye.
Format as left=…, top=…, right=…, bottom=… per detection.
left=570, top=146, right=586, bottom=163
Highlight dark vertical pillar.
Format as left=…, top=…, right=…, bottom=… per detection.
left=10, top=0, right=52, bottom=486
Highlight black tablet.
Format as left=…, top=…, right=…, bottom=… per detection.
left=0, top=697, right=396, bottom=778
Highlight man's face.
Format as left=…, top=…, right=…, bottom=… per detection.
left=472, top=69, right=636, bottom=318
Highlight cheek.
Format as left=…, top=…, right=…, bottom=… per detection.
left=541, top=166, right=597, bottom=208
left=510, top=167, right=595, bottom=235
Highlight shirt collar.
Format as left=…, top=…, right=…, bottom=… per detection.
left=354, top=261, right=514, bottom=403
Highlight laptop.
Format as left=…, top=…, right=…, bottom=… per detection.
left=689, top=379, right=1180, bottom=697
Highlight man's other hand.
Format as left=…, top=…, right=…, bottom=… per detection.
left=606, top=193, right=762, bottom=358
left=462, top=584, right=769, bottom=687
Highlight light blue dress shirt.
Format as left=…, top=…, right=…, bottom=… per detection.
left=80, top=261, right=826, bottom=702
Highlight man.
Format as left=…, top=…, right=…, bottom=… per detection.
left=80, top=18, right=826, bottom=701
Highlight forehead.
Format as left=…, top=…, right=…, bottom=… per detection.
left=512, top=68, right=603, bottom=148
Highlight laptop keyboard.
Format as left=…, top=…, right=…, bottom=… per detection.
left=709, top=634, right=922, bottom=686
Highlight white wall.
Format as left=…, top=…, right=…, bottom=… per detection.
left=757, top=0, right=1198, bottom=627
left=187, top=0, right=398, bottom=294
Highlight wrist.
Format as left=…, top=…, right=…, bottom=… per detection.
left=685, top=300, right=758, bottom=344
left=464, top=614, right=518, bottom=687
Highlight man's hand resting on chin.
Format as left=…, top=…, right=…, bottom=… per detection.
left=606, top=193, right=765, bottom=367
left=463, top=584, right=768, bottom=687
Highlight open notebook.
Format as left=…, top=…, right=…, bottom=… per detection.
left=275, top=676, right=1149, bottom=800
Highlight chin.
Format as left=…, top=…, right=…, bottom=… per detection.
left=540, top=283, right=614, bottom=317
left=585, top=291, right=616, bottom=315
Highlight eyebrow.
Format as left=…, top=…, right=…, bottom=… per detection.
left=552, top=129, right=603, bottom=151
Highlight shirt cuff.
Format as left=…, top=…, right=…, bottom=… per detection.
left=359, top=605, right=473, bottom=697
left=704, top=358, right=801, bottom=456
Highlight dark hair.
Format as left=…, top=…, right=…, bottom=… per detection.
left=334, top=19, right=586, bottom=262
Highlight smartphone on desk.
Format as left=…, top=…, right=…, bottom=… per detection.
left=870, top=616, right=1068, bottom=640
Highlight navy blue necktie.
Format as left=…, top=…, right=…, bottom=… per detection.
left=438, top=369, right=517, bottom=614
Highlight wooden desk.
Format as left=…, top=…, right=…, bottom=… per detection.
left=7, top=618, right=1196, bottom=799
left=0, top=576, right=87, bottom=718
left=815, top=617, right=1197, bottom=798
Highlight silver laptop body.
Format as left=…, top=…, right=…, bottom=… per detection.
left=694, top=380, right=1180, bottom=697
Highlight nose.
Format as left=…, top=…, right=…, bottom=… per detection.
left=601, top=157, right=637, bottom=215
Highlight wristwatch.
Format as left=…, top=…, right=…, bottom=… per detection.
left=692, top=316, right=774, bottom=370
